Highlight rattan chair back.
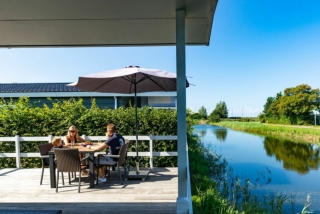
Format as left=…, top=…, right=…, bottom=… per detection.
left=38, top=143, right=54, bottom=166
left=117, top=142, right=129, bottom=167
left=37, top=143, right=54, bottom=185
left=53, top=148, right=80, bottom=172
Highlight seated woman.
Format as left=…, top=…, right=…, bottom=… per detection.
left=65, top=125, right=88, bottom=175
left=64, top=125, right=86, bottom=146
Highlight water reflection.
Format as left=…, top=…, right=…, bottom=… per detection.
left=198, top=130, right=207, bottom=138
left=263, top=136, right=320, bottom=174
left=213, top=128, right=227, bottom=142
left=193, top=124, right=320, bottom=212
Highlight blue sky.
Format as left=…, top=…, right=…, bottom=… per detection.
left=1, top=0, right=320, bottom=117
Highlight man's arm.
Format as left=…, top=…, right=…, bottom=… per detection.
left=91, top=143, right=108, bottom=151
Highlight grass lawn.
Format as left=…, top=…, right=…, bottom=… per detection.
left=211, top=121, right=320, bottom=144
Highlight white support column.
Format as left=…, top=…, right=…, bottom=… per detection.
left=15, top=135, right=20, bottom=168
left=175, top=97, right=177, bottom=109
left=114, top=96, right=118, bottom=109
left=176, top=9, right=190, bottom=214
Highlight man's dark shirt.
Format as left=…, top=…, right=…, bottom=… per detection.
left=105, top=133, right=125, bottom=160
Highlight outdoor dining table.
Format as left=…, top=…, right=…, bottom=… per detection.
left=48, top=145, right=98, bottom=188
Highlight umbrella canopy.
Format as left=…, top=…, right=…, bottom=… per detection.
left=67, top=66, right=189, bottom=174
left=67, top=66, right=189, bottom=93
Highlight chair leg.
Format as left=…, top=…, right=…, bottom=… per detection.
left=118, top=166, right=123, bottom=185
left=62, top=172, right=65, bottom=185
left=78, top=171, right=81, bottom=193
left=68, top=172, right=71, bottom=185
left=40, top=166, right=44, bottom=185
left=56, top=171, right=59, bottom=193
left=96, top=167, right=99, bottom=186
left=123, top=165, right=127, bottom=179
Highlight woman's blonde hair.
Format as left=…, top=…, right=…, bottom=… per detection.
left=67, top=125, right=80, bottom=139
left=52, top=137, right=62, bottom=147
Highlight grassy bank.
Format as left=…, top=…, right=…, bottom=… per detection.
left=211, top=121, right=320, bottom=144
left=189, top=119, right=208, bottom=126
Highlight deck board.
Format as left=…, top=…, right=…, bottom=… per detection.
left=0, top=168, right=177, bottom=214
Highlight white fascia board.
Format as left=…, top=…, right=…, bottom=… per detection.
left=0, top=91, right=177, bottom=98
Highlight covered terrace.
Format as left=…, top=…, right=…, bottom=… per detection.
left=0, top=1, right=218, bottom=213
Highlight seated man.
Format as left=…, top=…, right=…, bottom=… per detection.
left=89, top=123, right=125, bottom=183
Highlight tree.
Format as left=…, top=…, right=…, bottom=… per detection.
left=278, top=84, right=320, bottom=124
left=208, top=101, right=228, bottom=122
left=263, top=97, right=274, bottom=115
left=186, top=108, right=193, bottom=117
left=208, top=112, right=220, bottom=122
left=262, top=84, right=320, bottom=125
left=263, top=92, right=282, bottom=117
left=198, top=106, right=207, bottom=119
left=212, top=101, right=228, bottom=118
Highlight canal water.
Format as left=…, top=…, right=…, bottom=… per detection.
left=193, top=124, right=320, bottom=213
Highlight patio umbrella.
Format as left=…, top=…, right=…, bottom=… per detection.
left=67, top=66, right=189, bottom=177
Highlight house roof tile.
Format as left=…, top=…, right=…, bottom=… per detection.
left=0, top=83, right=83, bottom=93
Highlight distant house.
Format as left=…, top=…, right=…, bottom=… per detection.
left=0, top=83, right=177, bottom=109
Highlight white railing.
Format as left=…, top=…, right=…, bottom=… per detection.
left=0, top=134, right=193, bottom=213
left=0, top=135, right=177, bottom=169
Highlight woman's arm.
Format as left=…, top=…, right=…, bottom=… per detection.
left=64, top=136, right=71, bottom=146
left=77, top=136, right=86, bottom=142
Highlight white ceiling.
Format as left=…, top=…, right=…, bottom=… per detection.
left=0, top=0, right=218, bottom=47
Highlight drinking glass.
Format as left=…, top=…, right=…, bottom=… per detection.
left=71, top=141, right=75, bottom=148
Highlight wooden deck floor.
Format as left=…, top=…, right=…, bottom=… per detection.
left=0, top=167, right=177, bottom=214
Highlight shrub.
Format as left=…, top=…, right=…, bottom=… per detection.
left=0, top=97, right=183, bottom=168
left=208, top=113, right=220, bottom=123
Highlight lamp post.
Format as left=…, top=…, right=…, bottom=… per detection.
left=314, top=109, right=318, bottom=127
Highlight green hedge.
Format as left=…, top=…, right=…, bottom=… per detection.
left=0, top=97, right=190, bottom=168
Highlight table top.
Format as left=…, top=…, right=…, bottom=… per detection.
left=48, top=145, right=100, bottom=154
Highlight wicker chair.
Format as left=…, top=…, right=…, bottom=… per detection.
left=38, top=143, right=68, bottom=186
left=38, top=143, right=54, bottom=185
left=53, top=148, right=89, bottom=193
left=96, top=140, right=130, bottom=185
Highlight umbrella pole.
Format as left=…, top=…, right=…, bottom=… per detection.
left=127, top=74, right=149, bottom=181
left=134, top=82, right=139, bottom=174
